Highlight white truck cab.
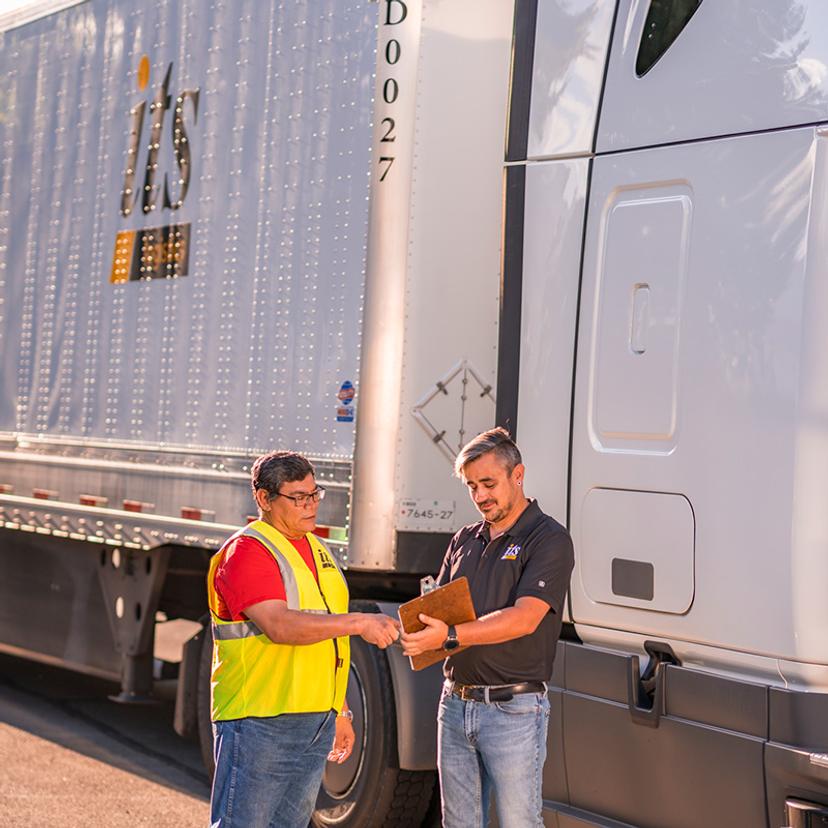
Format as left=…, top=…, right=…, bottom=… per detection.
left=506, top=1, right=828, bottom=825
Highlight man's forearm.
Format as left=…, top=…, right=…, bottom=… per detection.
left=244, top=599, right=399, bottom=649
left=253, top=607, right=364, bottom=645
left=455, top=605, right=539, bottom=647
left=400, top=595, right=550, bottom=657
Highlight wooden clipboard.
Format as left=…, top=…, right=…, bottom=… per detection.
left=398, top=577, right=476, bottom=671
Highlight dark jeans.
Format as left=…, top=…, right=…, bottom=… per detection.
left=210, top=711, right=336, bottom=828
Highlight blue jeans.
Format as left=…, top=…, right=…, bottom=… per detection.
left=437, top=684, right=550, bottom=828
left=210, top=711, right=336, bottom=828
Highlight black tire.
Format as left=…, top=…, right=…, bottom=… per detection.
left=421, top=783, right=443, bottom=828
left=197, top=625, right=215, bottom=777
left=313, top=602, right=436, bottom=827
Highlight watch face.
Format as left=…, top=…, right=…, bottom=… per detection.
left=444, top=637, right=459, bottom=651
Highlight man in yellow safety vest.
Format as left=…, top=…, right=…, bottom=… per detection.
left=207, top=450, right=399, bottom=827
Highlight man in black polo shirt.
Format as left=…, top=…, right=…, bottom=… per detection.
left=401, top=427, right=574, bottom=828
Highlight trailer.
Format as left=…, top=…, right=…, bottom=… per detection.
left=0, top=0, right=511, bottom=825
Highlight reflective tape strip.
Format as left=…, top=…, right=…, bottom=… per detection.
left=211, top=611, right=323, bottom=641
left=212, top=620, right=263, bottom=640
left=244, top=526, right=301, bottom=609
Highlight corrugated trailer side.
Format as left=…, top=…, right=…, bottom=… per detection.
left=0, top=0, right=380, bottom=813
left=0, top=1, right=516, bottom=825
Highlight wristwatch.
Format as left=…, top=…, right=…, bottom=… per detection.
left=442, top=625, right=460, bottom=652
left=338, top=709, right=354, bottom=721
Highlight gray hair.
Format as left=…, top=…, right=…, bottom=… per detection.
left=251, top=451, right=315, bottom=497
left=454, top=427, right=522, bottom=477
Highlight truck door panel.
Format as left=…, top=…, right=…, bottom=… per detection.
left=548, top=642, right=768, bottom=828
left=518, top=158, right=589, bottom=523
left=525, top=0, right=617, bottom=160
left=571, top=127, right=823, bottom=664
left=599, top=0, right=828, bottom=152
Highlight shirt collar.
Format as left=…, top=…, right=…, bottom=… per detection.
left=474, top=498, right=541, bottom=543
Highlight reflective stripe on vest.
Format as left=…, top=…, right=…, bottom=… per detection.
left=207, top=521, right=350, bottom=721
left=212, top=619, right=262, bottom=640
left=243, top=526, right=302, bottom=609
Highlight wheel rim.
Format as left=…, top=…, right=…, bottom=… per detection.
left=321, top=662, right=367, bottom=799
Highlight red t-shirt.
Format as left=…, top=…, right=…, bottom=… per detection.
left=214, top=534, right=319, bottom=621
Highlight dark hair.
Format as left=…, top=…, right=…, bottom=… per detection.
left=454, top=427, right=522, bottom=477
left=251, top=451, right=315, bottom=497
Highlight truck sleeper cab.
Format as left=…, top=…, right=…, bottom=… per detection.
left=508, top=1, right=828, bottom=825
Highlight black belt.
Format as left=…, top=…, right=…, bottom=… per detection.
left=449, top=681, right=546, bottom=703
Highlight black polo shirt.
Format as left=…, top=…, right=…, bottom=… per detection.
left=435, top=499, right=574, bottom=685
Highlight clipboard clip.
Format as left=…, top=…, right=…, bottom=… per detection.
left=420, top=575, right=437, bottom=596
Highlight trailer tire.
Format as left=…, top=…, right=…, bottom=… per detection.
left=197, top=625, right=215, bottom=777
left=313, top=604, right=436, bottom=827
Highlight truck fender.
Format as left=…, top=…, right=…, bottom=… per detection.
left=376, top=600, right=444, bottom=771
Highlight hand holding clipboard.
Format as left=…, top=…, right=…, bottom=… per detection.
left=398, top=577, right=476, bottom=670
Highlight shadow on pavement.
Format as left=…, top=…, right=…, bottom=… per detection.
left=0, top=651, right=210, bottom=801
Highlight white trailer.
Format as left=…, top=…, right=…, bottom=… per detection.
left=0, top=0, right=511, bottom=825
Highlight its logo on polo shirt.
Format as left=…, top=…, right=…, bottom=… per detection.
left=501, top=544, right=521, bottom=560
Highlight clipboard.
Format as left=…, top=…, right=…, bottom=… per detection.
left=398, top=577, right=476, bottom=671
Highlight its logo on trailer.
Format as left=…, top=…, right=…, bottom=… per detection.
left=110, top=56, right=200, bottom=284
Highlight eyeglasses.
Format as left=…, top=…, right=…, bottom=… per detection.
left=270, top=486, right=326, bottom=508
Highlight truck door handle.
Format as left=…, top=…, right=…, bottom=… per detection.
left=630, top=283, right=650, bottom=354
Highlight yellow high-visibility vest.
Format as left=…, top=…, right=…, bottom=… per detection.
left=207, top=520, right=350, bottom=721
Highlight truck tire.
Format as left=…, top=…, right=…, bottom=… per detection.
left=313, top=604, right=436, bottom=827
left=421, top=784, right=443, bottom=828
left=197, top=626, right=215, bottom=777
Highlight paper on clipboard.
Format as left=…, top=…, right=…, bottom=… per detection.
left=398, top=577, right=476, bottom=671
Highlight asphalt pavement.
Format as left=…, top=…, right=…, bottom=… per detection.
left=0, top=652, right=210, bottom=827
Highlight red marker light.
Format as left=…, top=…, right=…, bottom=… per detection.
left=80, top=494, right=109, bottom=507
left=122, top=500, right=154, bottom=513
left=181, top=506, right=215, bottom=521
left=33, top=488, right=58, bottom=500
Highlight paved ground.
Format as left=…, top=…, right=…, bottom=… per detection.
left=0, top=652, right=210, bottom=828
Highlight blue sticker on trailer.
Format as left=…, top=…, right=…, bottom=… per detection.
left=337, top=406, right=355, bottom=422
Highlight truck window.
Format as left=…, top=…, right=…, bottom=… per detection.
left=636, top=0, right=702, bottom=77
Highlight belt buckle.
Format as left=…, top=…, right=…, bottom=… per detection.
left=457, top=684, right=474, bottom=701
